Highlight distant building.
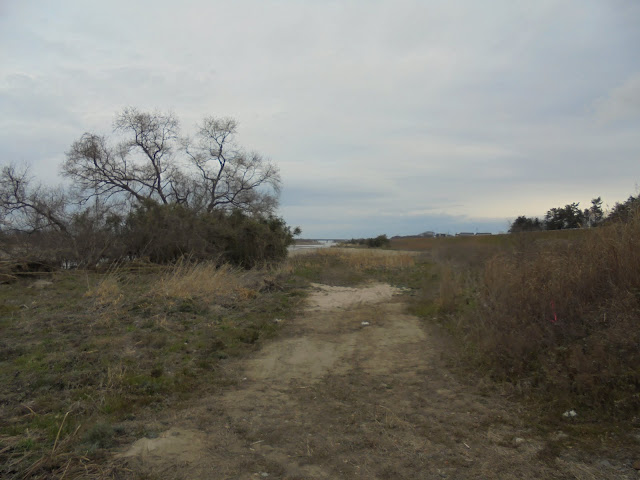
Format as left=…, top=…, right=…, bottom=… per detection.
left=475, top=232, right=492, bottom=236
left=456, top=232, right=474, bottom=236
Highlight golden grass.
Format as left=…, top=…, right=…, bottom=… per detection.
left=154, top=261, right=253, bottom=302
left=86, top=260, right=258, bottom=310
left=84, top=274, right=123, bottom=308
left=290, top=248, right=416, bottom=270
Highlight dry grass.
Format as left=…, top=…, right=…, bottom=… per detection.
left=84, top=272, right=124, bottom=311
left=435, top=263, right=464, bottom=314
left=423, top=216, right=640, bottom=418
left=291, top=248, right=416, bottom=270
left=154, top=261, right=254, bottom=302
left=401, top=217, right=640, bottom=420
left=287, top=248, right=424, bottom=289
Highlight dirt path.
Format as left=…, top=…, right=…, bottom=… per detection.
left=118, top=283, right=635, bottom=479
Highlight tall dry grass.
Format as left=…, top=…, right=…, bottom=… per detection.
left=473, top=212, right=640, bottom=416
left=154, top=261, right=255, bottom=302
left=85, top=260, right=259, bottom=310
left=290, top=248, right=416, bottom=271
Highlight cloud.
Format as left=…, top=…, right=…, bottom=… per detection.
left=1, top=1, right=640, bottom=237
left=593, top=73, right=640, bottom=123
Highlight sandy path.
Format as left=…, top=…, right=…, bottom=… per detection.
left=118, top=283, right=635, bottom=479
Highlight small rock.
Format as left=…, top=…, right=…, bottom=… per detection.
left=361, top=321, right=370, bottom=326
left=513, top=437, right=526, bottom=447
left=598, top=460, right=612, bottom=468
left=632, top=460, right=640, bottom=470
left=562, top=409, right=577, bottom=418
left=261, top=473, right=269, bottom=478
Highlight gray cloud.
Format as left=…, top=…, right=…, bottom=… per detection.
left=1, top=1, right=639, bottom=238
left=594, top=73, right=640, bottom=124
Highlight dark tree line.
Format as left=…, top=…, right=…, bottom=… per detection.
left=509, top=195, right=639, bottom=233
left=0, top=108, right=299, bottom=268
left=345, top=234, right=391, bottom=248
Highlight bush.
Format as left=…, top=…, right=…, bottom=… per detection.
left=122, top=202, right=296, bottom=267
left=0, top=202, right=297, bottom=270
left=345, top=234, right=390, bottom=248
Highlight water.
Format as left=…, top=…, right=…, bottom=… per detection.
left=288, top=240, right=339, bottom=252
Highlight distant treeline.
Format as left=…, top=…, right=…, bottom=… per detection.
left=344, top=234, right=391, bottom=248
left=509, top=195, right=640, bottom=233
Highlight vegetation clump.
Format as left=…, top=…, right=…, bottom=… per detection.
left=344, top=234, right=391, bottom=248
left=405, top=208, right=640, bottom=419
left=509, top=195, right=640, bottom=232
left=478, top=211, right=640, bottom=415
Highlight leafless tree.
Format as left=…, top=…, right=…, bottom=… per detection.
left=63, top=108, right=181, bottom=205
left=114, top=107, right=180, bottom=204
left=1, top=109, right=292, bottom=267
left=63, top=108, right=280, bottom=216
left=184, top=116, right=281, bottom=215
left=0, top=164, right=69, bottom=234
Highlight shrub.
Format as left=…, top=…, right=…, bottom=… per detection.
left=345, top=234, right=390, bottom=248
left=120, top=202, right=296, bottom=267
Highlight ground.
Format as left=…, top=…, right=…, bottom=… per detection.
left=115, top=282, right=637, bottom=479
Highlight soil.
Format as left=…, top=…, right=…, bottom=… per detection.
left=117, top=283, right=638, bottom=479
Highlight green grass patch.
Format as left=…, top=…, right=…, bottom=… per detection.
left=0, top=264, right=305, bottom=478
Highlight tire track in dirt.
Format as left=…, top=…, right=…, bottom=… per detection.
left=118, top=283, right=635, bottom=479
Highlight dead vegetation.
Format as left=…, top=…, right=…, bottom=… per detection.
left=2, top=234, right=638, bottom=477
left=113, top=259, right=637, bottom=479
left=476, top=215, right=640, bottom=417
left=404, top=214, right=640, bottom=423
left=287, top=248, right=423, bottom=287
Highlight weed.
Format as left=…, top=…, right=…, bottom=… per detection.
left=154, top=260, right=248, bottom=303
left=82, top=422, right=115, bottom=450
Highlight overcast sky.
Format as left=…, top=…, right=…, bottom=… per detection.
left=2, top=1, right=639, bottom=238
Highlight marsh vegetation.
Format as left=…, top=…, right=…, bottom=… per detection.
left=1, top=214, right=639, bottom=477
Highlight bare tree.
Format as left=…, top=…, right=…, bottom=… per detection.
left=114, top=107, right=180, bottom=204
left=64, top=108, right=281, bottom=216
left=0, top=164, right=69, bottom=234
left=64, top=133, right=148, bottom=204
left=1, top=109, right=293, bottom=267
left=63, top=108, right=181, bottom=205
left=184, top=116, right=281, bottom=215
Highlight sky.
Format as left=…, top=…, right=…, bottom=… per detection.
left=1, top=1, right=640, bottom=238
